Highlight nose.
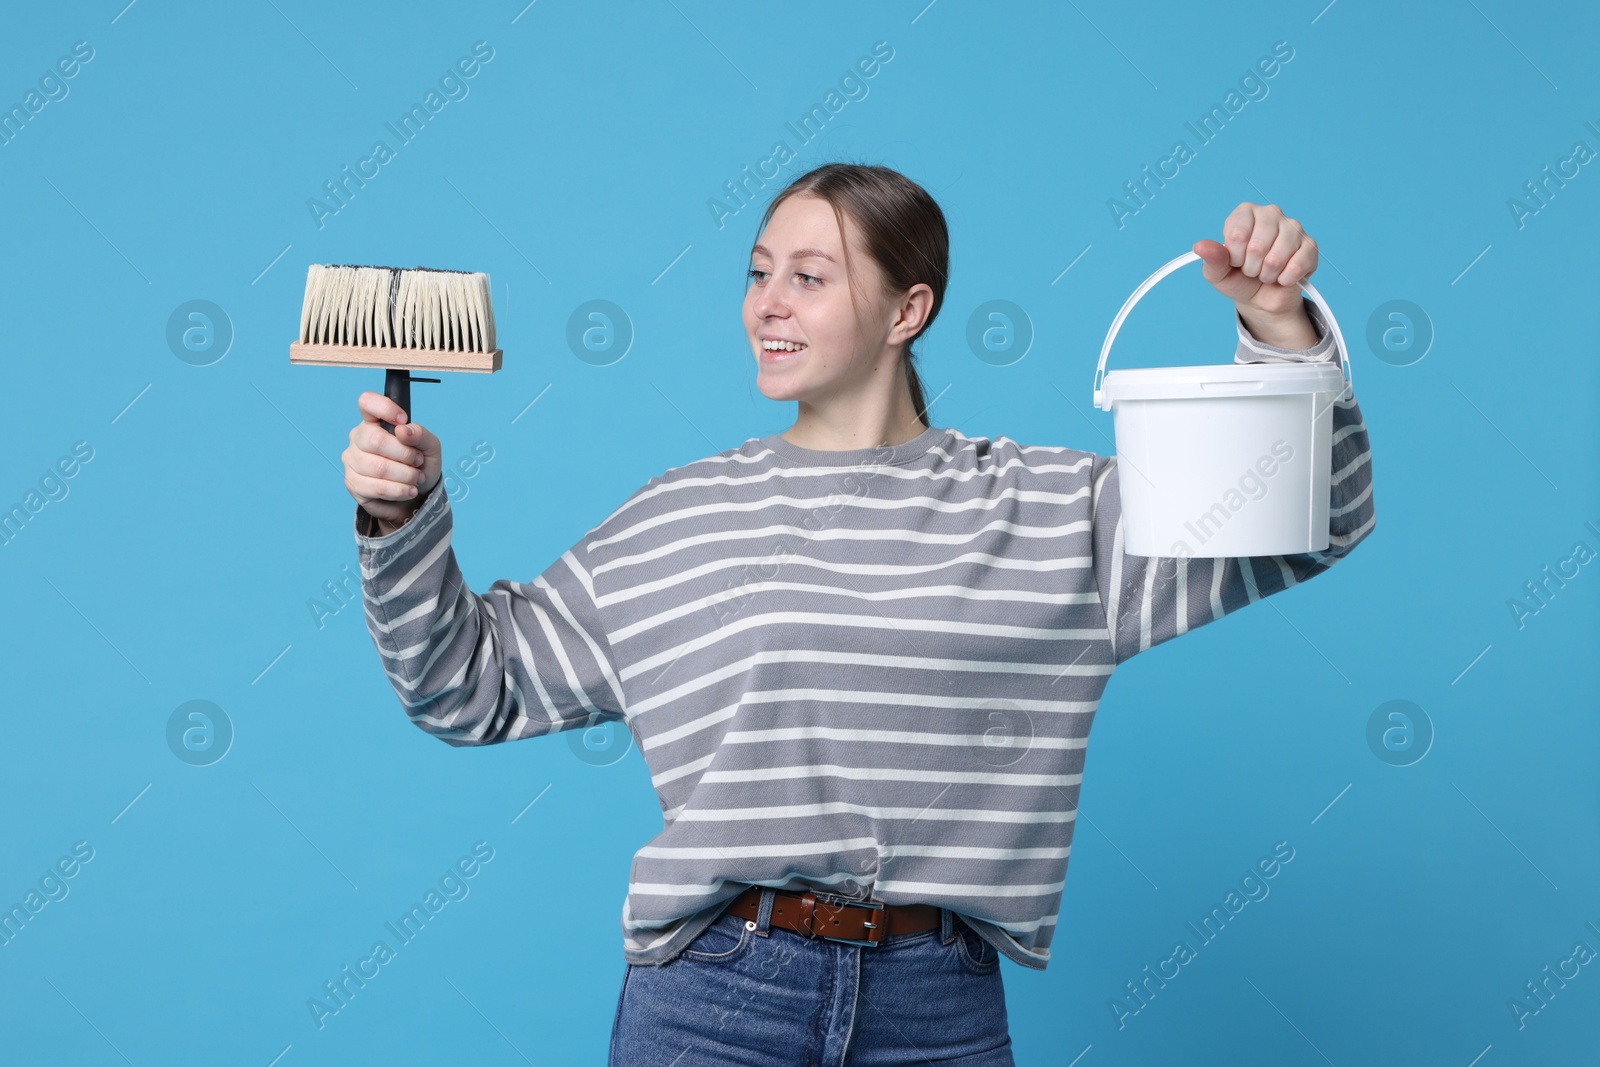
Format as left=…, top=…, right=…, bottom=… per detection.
left=751, top=279, right=785, bottom=320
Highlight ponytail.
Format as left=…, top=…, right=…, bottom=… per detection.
left=905, top=351, right=928, bottom=425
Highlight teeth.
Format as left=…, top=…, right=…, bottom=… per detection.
left=762, top=339, right=806, bottom=351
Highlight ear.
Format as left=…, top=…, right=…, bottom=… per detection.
left=888, top=283, right=934, bottom=346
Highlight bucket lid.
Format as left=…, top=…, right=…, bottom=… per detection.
left=1093, top=250, right=1353, bottom=410
left=1099, top=360, right=1346, bottom=403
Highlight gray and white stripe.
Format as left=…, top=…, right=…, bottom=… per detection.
left=354, top=310, right=1374, bottom=971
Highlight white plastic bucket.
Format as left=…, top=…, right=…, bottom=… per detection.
left=1092, top=250, right=1353, bottom=559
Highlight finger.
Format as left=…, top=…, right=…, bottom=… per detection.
left=357, top=390, right=409, bottom=427
left=397, top=420, right=436, bottom=456
left=346, top=468, right=425, bottom=504
left=389, top=420, right=437, bottom=464
left=1277, top=237, right=1318, bottom=288
left=1241, top=205, right=1279, bottom=279
left=350, top=419, right=425, bottom=470
left=1223, top=203, right=1256, bottom=267
left=343, top=440, right=418, bottom=491
left=1259, top=219, right=1302, bottom=286
left=349, top=444, right=429, bottom=487
left=364, top=412, right=435, bottom=460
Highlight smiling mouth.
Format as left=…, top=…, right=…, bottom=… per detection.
left=761, top=340, right=808, bottom=352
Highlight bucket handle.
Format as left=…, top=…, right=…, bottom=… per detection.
left=1092, top=250, right=1353, bottom=411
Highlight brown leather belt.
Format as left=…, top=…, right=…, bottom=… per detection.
left=722, top=885, right=940, bottom=947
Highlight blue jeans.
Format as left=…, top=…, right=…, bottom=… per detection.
left=609, top=888, right=1015, bottom=1065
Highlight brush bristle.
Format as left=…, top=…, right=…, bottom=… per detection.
left=297, top=264, right=496, bottom=353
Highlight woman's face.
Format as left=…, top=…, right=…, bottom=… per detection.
left=743, top=194, right=894, bottom=404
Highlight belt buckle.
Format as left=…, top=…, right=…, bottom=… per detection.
left=800, top=889, right=886, bottom=948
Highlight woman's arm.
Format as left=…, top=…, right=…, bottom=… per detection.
left=354, top=480, right=627, bottom=746
left=1090, top=299, right=1376, bottom=664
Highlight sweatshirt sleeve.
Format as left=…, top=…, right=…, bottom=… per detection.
left=353, top=481, right=628, bottom=746
left=1090, top=297, right=1376, bottom=665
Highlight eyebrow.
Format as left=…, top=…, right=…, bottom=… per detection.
left=751, top=244, right=837, bottom=264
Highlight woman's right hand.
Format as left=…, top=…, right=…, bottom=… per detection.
left=343, top=391, right=442, bottom=533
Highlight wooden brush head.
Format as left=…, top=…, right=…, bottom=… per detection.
left=288, top=263, right=501, bottom=373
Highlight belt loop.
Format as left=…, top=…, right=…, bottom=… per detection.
left=797, top=891, right=817, bottom=938
left=755, top=886, right=775, bottom=936
left=940, top=907, right=956, bottom=944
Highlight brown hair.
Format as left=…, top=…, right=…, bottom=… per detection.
left=748, top=162, right=949, bottom=425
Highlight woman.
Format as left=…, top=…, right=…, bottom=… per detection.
left=343, top=163, right=1374, bottom=1065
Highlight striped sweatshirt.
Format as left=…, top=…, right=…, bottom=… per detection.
left=354, top=299, right=1376, bottom=971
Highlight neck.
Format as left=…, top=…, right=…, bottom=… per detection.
left=781, top=407, right=926, bottom=451
left=780, top=362, right=925, bottom=451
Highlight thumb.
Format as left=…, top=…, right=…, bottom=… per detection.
left=399, top=421, right=438, bottom=455
left=1193, top=238, right=1233, bottom=284
left=1193, top=237, right=1259, bottom=304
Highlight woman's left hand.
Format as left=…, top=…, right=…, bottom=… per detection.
left=1194, top=202, right=1318, bottom=349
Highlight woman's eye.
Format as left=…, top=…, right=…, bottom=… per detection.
left=746, top=268, right=819, bottom=286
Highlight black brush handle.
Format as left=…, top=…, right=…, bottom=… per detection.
left=380, top=368, right=410, bottom=435
left=379, top=369, right=440, bottom=435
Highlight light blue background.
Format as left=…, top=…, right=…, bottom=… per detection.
left=2, top=1, right=1597, bottom=1064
